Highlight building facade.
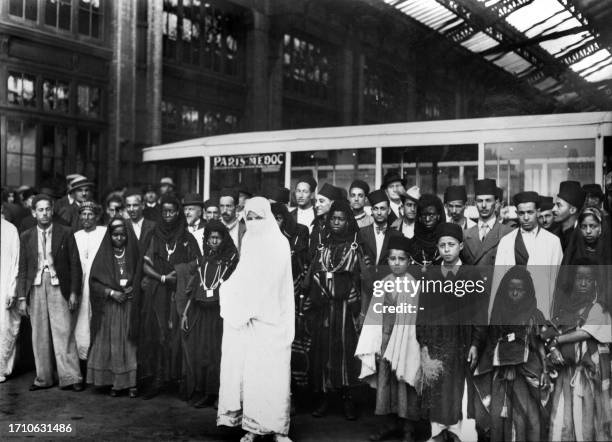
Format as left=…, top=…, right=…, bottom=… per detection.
left=0, top=0, right=595, bottom=196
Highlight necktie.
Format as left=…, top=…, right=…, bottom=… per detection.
left=376, top=225, right=387, bottom=234
left=42, top=229, right=48, bottom=266
left=480, top=223, right=490, bottom=242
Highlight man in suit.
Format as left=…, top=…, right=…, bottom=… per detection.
left=359, top=189, right=402, bottom=315
left=125, top=188, right=156, bottom=252
left=183, top=193, right=206, bottom=255
left=56, top=176, right=94, bottom=231
left=219, top=188, right=246, bottom=253
left=17, top=194, right=83, bottom=391
left=462, top=179, right=514, bottom=288
left=550, top=181, right=586, bottom=250
left=143, top=184, right=161, bottom=223
left=380, top=171, right=406, bottom=227
left=292, top=175, right=317, bottom=232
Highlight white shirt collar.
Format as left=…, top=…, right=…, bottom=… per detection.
left=478, top=217, right=496, bottom=230
left=441, top=258, right=462, bottom=277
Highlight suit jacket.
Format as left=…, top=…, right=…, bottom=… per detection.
left=56, top=201, right=80, bottom=231
left=18, top=223, right=82, bottom=302
left=359, top=224, right=403, bottom=266
left=462, top=221, right=514, bottom=267
left=127, top=218, right=156, bottom=253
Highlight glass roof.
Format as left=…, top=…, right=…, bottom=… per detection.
left=384, top=0, right=612, bottom=106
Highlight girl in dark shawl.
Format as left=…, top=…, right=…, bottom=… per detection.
left=546, top=259, right=612, bottom=441
left=407, top=194, right=445, bottom=274
left=271, top=202, right=311, bottom=395
left=139, top=195, right=201, bottom=399
left=88, top=216, right=142, bottom=397
left=305, top=200, right=365, bottom=420
left=181, top=220, right=238, bottom=408
left=476, top=266, right=549, bottom=442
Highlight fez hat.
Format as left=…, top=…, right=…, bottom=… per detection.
left=124, top=187, right=142, bottom=198
left=271, top=187, right=291, bottom=204
left=387, top=235, right=411, bottom=253
left=203, top=198, right=219, bottom=209
left=474, top=179, right=497, bottom=197
left=68, top=176, right=94, bottom=193
left=350, top=180, right=370, bottom=195
left=583, top=184, right=604, bottom=199
left=381, top=171, right=407, bottom=189
left=539, top=196, right=554, bottom=211
left=513, top=191, right=540, bottom=208
left=296, top=175, right=317, bottom=192
left=444, top=185, right=467, bottom=203
left=318, top=183, right=344, bottom=201
left=434, top=222, right=463, bottom=243
left=368, top=189, right=389, bottom=207
left=557, top=180, right=586, bottom=209
left=183, top=193, right=205, bottom=207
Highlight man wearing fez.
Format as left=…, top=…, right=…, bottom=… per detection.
left=380, top=171, right=406, bottom=227
left=583, top=183, right=605, bottom=210
left=349, top=180, right=373, bottom=228
left=57, top=176, right=94, bottom=230
left=203, top=199, right=220, bottom=222
left=293, top=175, right=317, bottom=232
left=462, top=178, right=513, bottom=282
left=444, top=185, right=475, bottom=230
left=537, top=196, right=555, bottom=230
left=551, top=180, right=586, bottom=250
left=491, top=191, right=563, bottom=319
left=125, top=188, right=156, bottom=251
left=219, top=188, right=246, bottom=253
left=183, top=193, right=206, bottom=255
left=143, top=184, right=161, bottom=222
left=17, top=194, right=83, bottom=391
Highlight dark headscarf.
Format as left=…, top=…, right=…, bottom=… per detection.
left=553, top=258, right=602, bottom=323
left=408, top=194, right=445, bottom=269
left=562, top=209, right=611, bottom=266
left=490, top=266, right=538, bottom=326
left=324, top=199, right=359, bottom=244
left=203, top=219, right=237, bottom=261
left=155, top=194, right=186, bottom=242
left=271, top=202, right=297, bottom=238
left=89, top=216, right=142, bottom=340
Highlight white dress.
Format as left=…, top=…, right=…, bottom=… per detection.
left=217, top=197, right=294, bottom=436
left=74, top=226, right=107, bottom=360
left=0, top=218, right=21, bottom=380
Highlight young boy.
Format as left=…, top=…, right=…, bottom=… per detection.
left=416, top=222, right=487, bottom=442
left=356, top=235, right=422, bottom=442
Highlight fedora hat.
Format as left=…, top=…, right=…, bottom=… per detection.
left=68, top=176, right=94, bottom=193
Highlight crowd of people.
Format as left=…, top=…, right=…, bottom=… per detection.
left=1, top=169, right=612, bottom=442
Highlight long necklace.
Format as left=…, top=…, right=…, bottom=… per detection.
left=198, top=254, right=236, bottom=297
left=165, top=241, right=177, bottom=261
left=113, top=247, right=125, bottom=259
left=319, top=233, right=358, bottom=280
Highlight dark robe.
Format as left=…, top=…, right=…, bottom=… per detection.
left=416, top=264, right=487, bottom=425
left=182, top=220, right=238, bottom=400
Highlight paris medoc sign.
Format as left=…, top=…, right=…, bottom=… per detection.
left=212, top=153, right=285, bottom=170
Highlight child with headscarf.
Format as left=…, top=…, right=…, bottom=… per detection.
left=88, top=216, right=142, bottom=397
left=139, top=194, right=201, bottom=399
left=545, top=259, right=612, bottom=441
left=181, top=220, right=238, bottom=408
left=477, top=266, right=550, bottom=442
left=305, top=200, right=365, bottom=421
left=356, top=235, right=423, bottom=442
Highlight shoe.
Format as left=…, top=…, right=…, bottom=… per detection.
left=129, top=388, right=138, bottom=398
left=29, top=384, right=53, bottom=391
left=369, top=424, right=402, bottom=441
left=72, top=383, right=84, bottom=392
left=311, top=398, right=328, bottom=418
left=109, top=389, right=118, bottom=397
left=343, top=397, right=358, bottom=421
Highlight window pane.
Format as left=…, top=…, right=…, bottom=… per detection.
left=8, top=73, right=20, bottom=104
left=22, top=155, right=36, bottom=186
left=77, top=85, right=100, bottom=117
left=78, top=9, right=90, bottom=35
left=7, top=120, right=22, bottom=153
left=91, top=12, right=100, bottom=38
left=6, top=154, right=21, bottom=186
left=25, top=0, right=37, bottom=20
left=45, top=0, right=57, bottom=27
left=22, top=121, right=37, bottom=155
left=59, top=0, right=71, bottom=30
left=9, top=0, right=22, bottom=17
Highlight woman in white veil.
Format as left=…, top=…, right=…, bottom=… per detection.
left=217, top=197, right=295, bottom=442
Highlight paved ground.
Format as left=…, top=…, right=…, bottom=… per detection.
left=0, top=370, right=411, bottom=441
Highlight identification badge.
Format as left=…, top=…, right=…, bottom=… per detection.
left=326, top=272, right=333, bottom=280
left=507, top=332, right=515, bottom=342
left=206, top=289, right=214, bottom=298
left=119, top=279, right=128, bottom=287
